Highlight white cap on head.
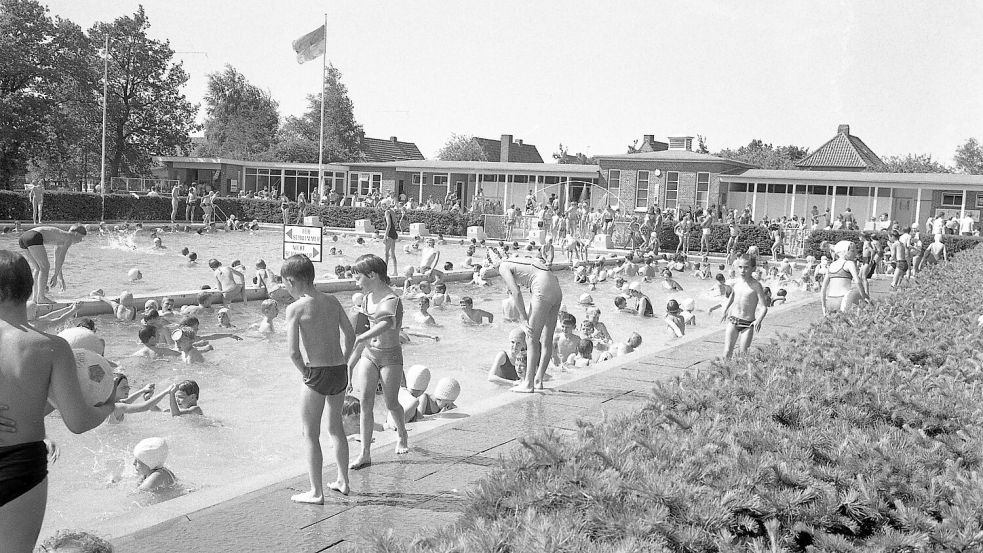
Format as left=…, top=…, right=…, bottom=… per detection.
left=433, top=377, right=460, bottom=402
left=405, top=365, right=431, bottom=392
left=133, top=437, right=168, bottom=469
left=627, top=281, right=642, bottom=292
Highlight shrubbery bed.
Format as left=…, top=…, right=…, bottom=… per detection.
left=803, top=229, right=983, bottom=259
left=0, top=191, right=483, bottom=236
left=369, top=248, right=983, bottom=552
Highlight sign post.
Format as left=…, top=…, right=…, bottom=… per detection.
left=283, top=224, right=323, bottom=263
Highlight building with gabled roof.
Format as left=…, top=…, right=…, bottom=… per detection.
left=359, top=136, right=424, bottom=162
left=794, top=124, right=884, bottom=171
left=472, top=134, right=544, bottom=163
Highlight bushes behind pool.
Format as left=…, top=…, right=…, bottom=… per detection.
left=362, top=248, right=983, bottom=552
left=0, top=191, right=483, bottom=236
left=803, top=228, right=983, bottom=258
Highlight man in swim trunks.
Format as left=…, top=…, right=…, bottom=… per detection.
left=282, top=254, right=355, bottom=502
left=888, top=231, right=909, bottom=289
left=0, top=250, right=116, bottom=552
left=720, top=254, right=768, bottom=359
left=29, top=181, right=44, bottom=224
left=18, top=224, right=87, bottom=304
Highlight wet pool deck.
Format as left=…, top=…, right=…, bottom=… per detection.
left=108, top=294, right=840, bottom=553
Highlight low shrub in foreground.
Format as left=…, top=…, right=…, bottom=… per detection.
left=365, top=251, right=983, bottom=552
left=0, top=191, right=481, bottom=235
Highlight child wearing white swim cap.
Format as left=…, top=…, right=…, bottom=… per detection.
left=133, top=437, right=176, bottom=491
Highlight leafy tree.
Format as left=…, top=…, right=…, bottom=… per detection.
left=200, top=65, right=279, bottom=160
left=553, top=143, right=596, bottom=165
left=436, top=133, right=487, bottom=161
left=0, top=0, right=60, bottom=189
left=714, top=139, right=809, bottom=169
left=954, top=138, right=983, bottom=174
left=695, top=134, right=709, bottom=154
left=876, top=153, right=951, bottom=173
left=89, top=7, right=199, bottom=178
left=273, top=64, right=363, bottom=163
left=28, top=17, right=102, bottom=187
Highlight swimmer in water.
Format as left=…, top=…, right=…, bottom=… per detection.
left=665, top=299, right=685, bottom=338
left=430, top=281, right=450, bottom=308
left=132, top=325, right=180, bottom=359
left=209, top=259, right=246, bottom=306
left=459, top=296, right=494, bottom=324
left=413, top=296, right=437, bottom=326
left=171, top=326, right=212, bottom=363
left=92, top=290, right=138, bottom=322
left=552, top=313, right=582, bottom=368
left=489, top=327, right=528, bottom=385
left=17, top=224, right=87, bottom=304
left=499, top=255, right=562, bottom=392
left=216, top=307, right=235, bottom=329
left=254, top=299, right=279, bottom=334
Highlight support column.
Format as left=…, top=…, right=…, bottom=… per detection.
left=914, top=188, right=922, bottom=227
left=789, top=187, right=796, bottom=221
left=751, top=183, right=758, bottom=220
left=829, top=190, right=836, bottom=227
left=961, top=188, right=968, bottom=218
left=504, top=175, right=510, bottom=211
left=280, top=168, right=286, bottom=197
left=418, top=171, right=424, bottom=205
left=871, top=186, right=879, bottom=220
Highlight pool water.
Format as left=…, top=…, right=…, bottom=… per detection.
left=28, top=232, right=810, bottom=537
left=0, top=229, right=481, bottom=300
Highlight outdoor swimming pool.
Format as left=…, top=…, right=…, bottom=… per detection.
left=7, top=229, right=810, bottom=537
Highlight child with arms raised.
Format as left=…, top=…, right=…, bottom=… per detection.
left=283, top=254, right=355, bottom=501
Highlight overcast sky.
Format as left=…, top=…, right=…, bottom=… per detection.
left=40, top=0, right=983, bottom=164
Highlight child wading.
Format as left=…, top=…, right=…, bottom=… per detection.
left=282, top=254, right=356, bottom=502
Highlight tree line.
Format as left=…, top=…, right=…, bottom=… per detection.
left=0, top=0, right=364, bottom=190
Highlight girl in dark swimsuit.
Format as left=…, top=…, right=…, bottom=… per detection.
left=382, top=206, right=399, bottom=276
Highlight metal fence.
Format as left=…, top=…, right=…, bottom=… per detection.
left=108, top=177, right=180, bottom=192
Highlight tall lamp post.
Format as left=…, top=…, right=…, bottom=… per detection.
left=100, top=34, right=109, bottom=222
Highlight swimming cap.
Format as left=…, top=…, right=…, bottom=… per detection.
left=833, top=240, right=853, bottom=257
left=680, top=298, right=695, bottom=312
left=217, top=308, right=230, bottom=316
left=57, top=327, right=105, bottom=356
left=578, top=293, right=594, bottom=305
left=133, top=437, right=168, bottom=470
left=627, top=281, right=641, bottom=292
left=144, top=299, right=160, bottom=311
left=128, top=268, right=142, bottom=281
left=404, top=365, right=431, bottom=392
left=433, top=377, right=461, bottom=402
left=509, top=327, right=527, bottom=342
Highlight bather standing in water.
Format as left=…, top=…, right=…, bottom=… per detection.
left=499, top=255, right=563, bottom=392
left=17, top=225, right=86, bottom=304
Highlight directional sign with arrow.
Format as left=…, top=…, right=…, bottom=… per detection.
left=283, top=225, right=323, bottom=262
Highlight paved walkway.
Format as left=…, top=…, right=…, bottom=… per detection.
left=112, top=301, right=825, bottom=553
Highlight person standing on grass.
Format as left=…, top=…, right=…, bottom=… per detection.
left=720, top=254, right=768, bottom=359
left=282, top=254, right=355, bottom=502
left=382, top=204, right=399, bottom=276
left=0, top=250, right=117, bottom=552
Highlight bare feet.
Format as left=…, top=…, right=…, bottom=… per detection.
left=326, top=481, right=349, bottom=497
left=349, top=454, right=372, bottom=470
left=395, top=435, right=409, bottom=455
left=290, top=490, right=323, bottom=505
left=511, top=384, right=535, bottom=393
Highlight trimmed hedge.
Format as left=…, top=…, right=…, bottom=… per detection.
left=636, top=223, right=775, bottom=255
left=0, top=191, right=482, bottom=236
left=803, top=228, right=983, bottom=258
left=365, top=249, right=983, bottom=552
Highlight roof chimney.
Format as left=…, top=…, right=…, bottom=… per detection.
left=837, top=124, right=850, bottom=135
left=516, top=139, right=523, bottom=146
left=643, top=134, right=655, bottom=144
left=390, top=136, right=398, bottom=143
left=500, top=134, right=513, bottom=163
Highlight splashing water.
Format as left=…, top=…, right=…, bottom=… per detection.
left=104, top=231, right=139, bottom=251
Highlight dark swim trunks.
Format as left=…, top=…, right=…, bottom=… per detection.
left=0, top=441, right=47, bottom=507
left=303, top=364, right=348, bottom=396
left=896, top=260, right=909, bottom=273
left=728, top=315, right=755, bottom=332
left=18, top=230, right=44, bottom=249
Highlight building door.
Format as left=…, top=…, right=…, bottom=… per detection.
left=455, top=181, right=464, bottom=204
left=892, top=191, right=914, bottom=227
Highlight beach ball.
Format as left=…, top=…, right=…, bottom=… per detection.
left=58, top=327, right=106, bottom=356
left=50, top=349, right=115, bottom=409
left=128, top=268, right=143, bottom=281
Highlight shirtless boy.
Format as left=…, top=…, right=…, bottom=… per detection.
left=552, top=313, right=582, bottom=367
left=18, top=224, right=87, bottom=304
left=283, top=254, right=355, bottom=501
left=209, top=259, right=246, bottom=306
left=459, top=296, right=494, bottom=324
left=720, top=254, right=769, bottom=359
left=0, top=250, right=116, bottom=552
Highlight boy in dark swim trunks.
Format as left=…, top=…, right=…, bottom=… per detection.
left=283, top=254, right=356, bottom=502
left=720, top=254, right=769, bottom=359
left=0, top=249, right=116, bottom=552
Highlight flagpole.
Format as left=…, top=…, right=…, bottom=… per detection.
left=100, top=33, right=109, bottom=222
left=316, top=13, right=327, bottom=207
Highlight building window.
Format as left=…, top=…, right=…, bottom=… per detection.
left=635, top=170, right=649, bottom=210
left=941, top=193, right=963, bottom=207
left=976, top=194, right=983, bottom=208
left=696, top=172, right=710, bottom=208
left=607, top=169, right=621, bottom=205
left=348, top=172, right=382, bottom=197
left=665, top=172, right=679, bottom=210
left=433, top=174, right=449, bottom=187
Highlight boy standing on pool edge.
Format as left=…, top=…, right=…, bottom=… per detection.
left=282, top=254, right=356, bottom=502
left=720, top=254, right=769, bottom=359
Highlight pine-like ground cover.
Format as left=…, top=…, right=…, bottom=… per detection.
left=367, top=247, right=983, bottom=553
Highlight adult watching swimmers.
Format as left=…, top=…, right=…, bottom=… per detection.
left=0, top=249, right=117, bottom=552
left=17, top=224, right=87, bottom=304
left=498, top=254, right=563, bottom=393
